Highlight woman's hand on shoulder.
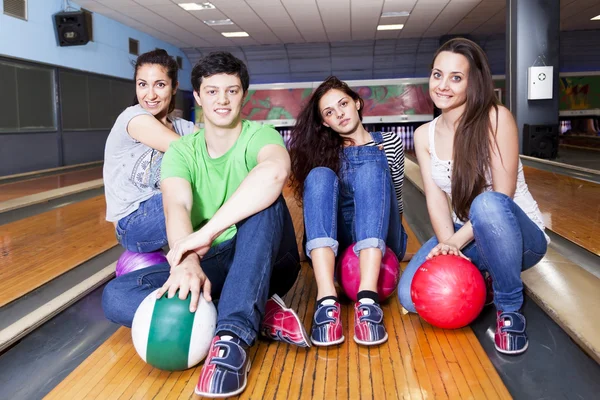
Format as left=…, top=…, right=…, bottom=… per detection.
left=127, top=114, right=182, bottom=152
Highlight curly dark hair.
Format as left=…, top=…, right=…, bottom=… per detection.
left=289, top=76, right=364, bottom=203
left=191, top=51, right=249, bottom=93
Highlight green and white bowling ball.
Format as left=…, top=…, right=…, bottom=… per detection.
left=131, top=289, right=217, bottom=371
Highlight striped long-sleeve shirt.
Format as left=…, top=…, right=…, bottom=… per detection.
left=364, top=131, right=405, bottom=215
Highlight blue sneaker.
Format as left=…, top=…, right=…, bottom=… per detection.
left=195, top=336, right=251, bottom=398
left=495, top=311, right=529, bottom=355
left=310, top=301, right=344, bottom=346
left=354, top=302, right=388, bottom=346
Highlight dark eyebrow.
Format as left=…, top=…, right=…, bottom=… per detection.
left=204, top=85, right=241, bottom=89
left=432, top=68, right=464, bottom=75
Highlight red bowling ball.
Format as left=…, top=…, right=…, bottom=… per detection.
left=115, top=250, right=168, bottom=277
left=337, top=244, right=401, bottom=302
left=410, top=255, right=486, bottom=329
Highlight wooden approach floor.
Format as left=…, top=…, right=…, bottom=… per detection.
left=46, top=194, right=512, bottom=400
left=0, top=195, right=117, bottom=307
left=523, top=166, right=600, bottom=256
left=0, top=166, right=103, bottom=202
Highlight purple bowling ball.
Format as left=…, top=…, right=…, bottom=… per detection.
left=115, top=250, right=167, bottom=277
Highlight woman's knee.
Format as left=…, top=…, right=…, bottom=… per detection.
left=306, top=167, right=337, bottom=183
left=469, top=191, right=510, bottom=221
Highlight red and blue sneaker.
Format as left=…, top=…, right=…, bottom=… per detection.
left=495, top=310, right=529, bottom=355
left=260, top=294, right=310, bottom=348
left=195, top=336, right=250, bottom=398
left=310, top=300, right=344, bottom=346
left=353, top=302, right=388, bottom=346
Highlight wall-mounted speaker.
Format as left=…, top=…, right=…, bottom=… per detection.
left=53, top=10, right=92, bottom=47
left=523, top=124, right=559, bottom=159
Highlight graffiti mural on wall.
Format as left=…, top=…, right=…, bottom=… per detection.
left=352, top=84, right=433, bottom=116
left=195, top=83, right=433, bottom=124
left=559, top=76, right=600, bottom=110
left=241, top=88, right=313, bottom=120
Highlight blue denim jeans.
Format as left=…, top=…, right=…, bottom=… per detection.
left=116, top=193, right=168, bottom=253
left=398, top=191, right=548, bottom=313
left=303, top=132, right=407, bottom=261
left=102, top=196, right=301, bottom=346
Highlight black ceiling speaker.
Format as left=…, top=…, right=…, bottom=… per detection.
left=53, top=10, right=92, bottom=47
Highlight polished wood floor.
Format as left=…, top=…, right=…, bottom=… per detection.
left=45, top=193, right=511, bottom=400
left=0, top=167, right=103, bottom=202
left=0, top=195, right=116, bottom=307
left=523, top=166, right=600, bottom=256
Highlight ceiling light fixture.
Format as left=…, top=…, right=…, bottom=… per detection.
left=591, top=15, right=600, bottom=20
left=381, top=11, right=410, bottom=17
left=222, top=31, right=249, bottom=37
left=178, top=2, right=216, bottom=11
left=204, top=19, right=234, bottom=26
left=377, top=24, right=404, bottom=31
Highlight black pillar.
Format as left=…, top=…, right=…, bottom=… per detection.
left=506, top=0, right=560, bottom=156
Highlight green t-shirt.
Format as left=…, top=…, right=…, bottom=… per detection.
left=161, top=120, right=285, bottom=245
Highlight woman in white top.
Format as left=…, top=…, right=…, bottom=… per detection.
left=397, top=38, right=548, bottom=355
left=103, top=49, right=195, bottom=253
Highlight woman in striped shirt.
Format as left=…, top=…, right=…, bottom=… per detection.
left=289, top=76, right=407, bottom=347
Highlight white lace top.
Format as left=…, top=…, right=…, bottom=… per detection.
left=428, top=117, right=548, bottom=240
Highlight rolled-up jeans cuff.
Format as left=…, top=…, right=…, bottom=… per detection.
left=305, top=237, right=339, bottom=259
left=354, top=238, right=386, bottom=257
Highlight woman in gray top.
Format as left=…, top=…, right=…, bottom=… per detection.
left=103, top=49, right=195, bottom=253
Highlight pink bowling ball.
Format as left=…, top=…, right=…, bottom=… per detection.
left=115, top=250, right=168, bottom=277
left=336, top=244, right=401, bottom=302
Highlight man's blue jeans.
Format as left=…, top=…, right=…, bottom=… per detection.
left=398, top=192, right=547, bottom=313
left=115, top=193, right=168, bottom=253
left=102, top=196, right=301, bottom=346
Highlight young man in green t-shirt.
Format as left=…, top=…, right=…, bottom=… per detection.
left=101, top=52, right=309, bottom=398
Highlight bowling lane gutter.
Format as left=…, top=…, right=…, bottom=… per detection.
left=0, top=246, right=122, bottom=350
left=0, top=161, right=103, bottom=186
left=0, top=187, right=106, bottom=226
left=520, top=155, right=600, bottom=184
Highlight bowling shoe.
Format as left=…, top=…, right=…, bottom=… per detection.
left=260, top=294, right=310, bottom=347
left=195, top=336, right=250, bottom=398
left=311, top=301, right=344, bottom=346
left=353, top=302, right=388, bottom=346
left=494, top=311, right=529, bottom=355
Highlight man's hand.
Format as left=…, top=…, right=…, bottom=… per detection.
left=156, top=254, right=212, bottom=312
left=167, top=228, right=215, bottom=267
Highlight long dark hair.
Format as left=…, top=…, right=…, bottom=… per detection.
left=289, top=76, right=364, bottom=203
left=132, top=49, right=179, bottom=113
left=433, top=38, right=499, bottom=221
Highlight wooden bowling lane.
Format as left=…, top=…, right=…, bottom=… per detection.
left=45, top=197, right=511, bottom=400
left=0, top=166, right=103, bottom=202
left=0, top=195, right=116, bottom=307
left=523, top=166, right=600, bottom=256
